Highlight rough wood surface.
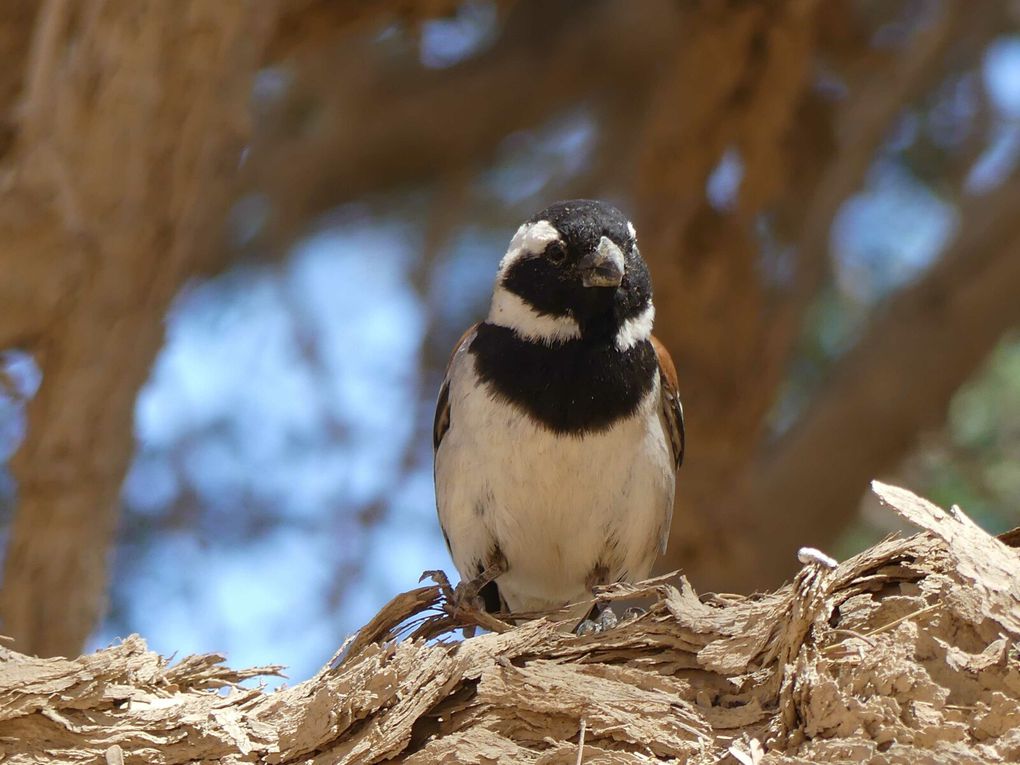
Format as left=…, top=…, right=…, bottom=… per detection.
left=2, top=483, right=1019, bottom=763
left=0, top=0, right=279, bottom=658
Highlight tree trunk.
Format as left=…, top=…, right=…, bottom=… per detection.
left=0, top=1, right=278, bottom=658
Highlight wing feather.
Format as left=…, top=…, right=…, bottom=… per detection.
left=651, top=335, right=684, bottom=471
left=433, top=323, right=479, bottom=454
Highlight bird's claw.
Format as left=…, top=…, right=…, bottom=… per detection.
left=575, top=604, right=646, bottom=635
left=420, top=569, right=457, bottom=603
left=575, top=606, right=620, bottom=635
left=451, top=554, right=507, bottom=614
left=623, top=606, right=646, bottom=620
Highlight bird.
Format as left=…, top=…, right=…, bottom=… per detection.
left=432, top=199, right=684, bottom=625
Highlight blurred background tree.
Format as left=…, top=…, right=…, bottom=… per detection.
left=1, top=0, right=1019, bottom=681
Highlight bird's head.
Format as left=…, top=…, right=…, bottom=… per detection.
left=489, top=199, right=653, bottom=347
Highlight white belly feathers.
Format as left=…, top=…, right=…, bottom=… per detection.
left=434, top=346, right=675, bottom=613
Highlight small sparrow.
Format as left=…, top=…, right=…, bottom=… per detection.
left=433, top=199, right=684, bottom=621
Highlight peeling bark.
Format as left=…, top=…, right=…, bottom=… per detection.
left=2, top=484, right=1019, bottom=763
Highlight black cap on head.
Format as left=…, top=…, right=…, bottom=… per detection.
left=528, top=199, right=635, bottom=256
left=500, top=199, right=651, bottom=339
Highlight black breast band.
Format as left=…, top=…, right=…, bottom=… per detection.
left=469, top=323, right=657, bottom=435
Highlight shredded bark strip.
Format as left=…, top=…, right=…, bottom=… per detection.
left=3, top=483, right=1020, bottom=763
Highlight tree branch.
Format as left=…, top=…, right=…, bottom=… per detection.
left=726, top=180, right=1020, bottom=590
left=268, top=0, right=478, bottom=59
left=246, top=0, right=678, bottom=246
left=0, top=1, right=36, bottom=163
left=652, top=0, right=1000, bottom=584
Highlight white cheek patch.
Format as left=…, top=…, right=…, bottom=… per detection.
left=496, top=219, right=561, bottom=277
left=615, top=301, right=654, bottom=351
left=488, top=286, right=581, bottom=344
left=490, top=219, right=578, bottom=344
left=627, top=221, right=637, bottom=241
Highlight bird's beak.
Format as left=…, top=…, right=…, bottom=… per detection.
left=579, top=236, right=625, bottom=288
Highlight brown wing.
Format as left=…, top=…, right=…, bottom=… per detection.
left=433, top=323, right=478, bottom=453
left=651, top=335, right=684, bottom=471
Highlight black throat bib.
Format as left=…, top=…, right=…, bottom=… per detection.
left=469, top=322, right=658, bottom=436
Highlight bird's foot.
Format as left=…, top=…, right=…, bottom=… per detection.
left=452, top=553, right=508, bottom=613
left=453, top=555, right=512, bottom=638
left=420, top=569, right=456, bottom=600
left=452, top=580, right=487, bottom=613
left=574, top=605, right=646, bottom=635
left=575, top=606, right=619, bottom=635
left=622, top=606, right=646, bottom=620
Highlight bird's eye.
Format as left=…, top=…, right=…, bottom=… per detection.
left=546, top=241, right=567, bottom=265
